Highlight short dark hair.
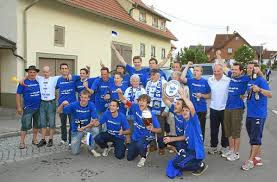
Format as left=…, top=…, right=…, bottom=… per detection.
left=101, top=67, right=110, bottom=73
left=116, top=65, right=125, bottom=73
left=60, top=63, right=69, bottom=70
left=233, top=62, right=244, bottom=71
left=176, top=99, right=188, bottom=109
left=133, top=56, right=142, bottom=62
left=173, top=61, right=182, bottom=68
left=80, top=68, right=89, bottom=74
left=111, top=99, right=120, bottom=107
left=114, top=72, right=123, bottom=78
left=149, top=57, right=158, bottom=64
left=138, top=94, right=151, bottom=104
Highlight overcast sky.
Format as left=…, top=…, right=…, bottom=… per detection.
left=143, top=0, right=277, bottom=51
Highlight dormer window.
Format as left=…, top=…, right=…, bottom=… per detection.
left=152, top=16, right=158, bottom=28
left=139, top=10, right=146, bottom=23
left=160, top=21, right=166, bottom=30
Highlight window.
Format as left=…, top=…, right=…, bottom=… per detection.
left=54, top=25, right=65, bottom=47
left=235, top=36, right=239, bottom=40
left=140, top=43, right=145, bottom=57
left=160, top=21, right=166, bottom=30
left=152, top=17, right=158, bottom=28
left=139, top=10, right=146, bottom=23
left=151, top=46, right=156, bottom=57
left=227, top=48, right=233, bottom=54
left=161, top=48, right=166, bottom=59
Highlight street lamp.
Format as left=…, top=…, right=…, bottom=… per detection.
left=260, top=42, right=266, bottom=65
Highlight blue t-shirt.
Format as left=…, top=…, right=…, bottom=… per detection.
left=16, top=79, right=41, bottom=110
left=247, top=76, right=270, bottom=118
left=111, top=74, right=130, bottom=87
left=169, top=105, right=186, bottom=136
left=187, top=78, right=211, bottom=112
left=108, top=83, right=128, bottom=114
left=226, top=72, right=249, bottom=110
left=130, top=104, right=160, bottom=141
left=75, top=77, right=96, bottom=103
left=91, top=77, right=114, bottom=113
left=100, top=110, right=130, bottom=140
left=63, top=101, right=98, bottom=132
left=125, top=64, right=148, bottom=86
left=56, top=75, right=79, bottom=106
left=184, top=114, right=205, bottom=159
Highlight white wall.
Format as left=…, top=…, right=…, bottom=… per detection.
left=0, top=0, right=17, bottom=42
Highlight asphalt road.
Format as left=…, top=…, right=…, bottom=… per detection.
left=0, top=72, right=277, bottom=182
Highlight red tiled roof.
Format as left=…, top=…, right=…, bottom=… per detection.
left=132, top=0, right=170, bottom=21
left=57, top=0, right=177, bottom=40
left=263, top=50, right=277, bottom=59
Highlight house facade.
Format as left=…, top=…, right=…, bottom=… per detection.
left=0, top=0, right=177, bottom=107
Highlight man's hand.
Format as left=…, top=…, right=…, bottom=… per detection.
left=146, top=124, right=153, bottom=131
left=77, top=127, right=85, bottom=132
left=111, top=43, right=116, bottom=50
left=116, top=88, right=123, bottom=95
left=100, top=60, right=105, bottom=68
left=195, top=93, right=202, bottom=99
left=166, top=51, right=172, bottom=60
left=252, top=85, right=261, bottom=92
left=119, top=128, right=123, bottom=135
left=104, top=94, right=111, bottom=100
left=67, top=74, right=72, bottom=81
left=187, top=61, right=193, bottom=67
left=16, top=107, right=23, bottom=116
left=163, top=137, right=171, bottom=144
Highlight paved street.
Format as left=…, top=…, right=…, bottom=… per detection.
left=0, top=72, right=277, bottom=182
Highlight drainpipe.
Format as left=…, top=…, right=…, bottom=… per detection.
left=23, top=0, right=41, bottom=69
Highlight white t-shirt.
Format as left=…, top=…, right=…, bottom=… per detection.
left=208, top=75, right=230, bottom=110
left=37, top=76, right=60, bottom=101
left=124, top=87, right=146, bottom=102
left=146, top=79, right=167, bottom=108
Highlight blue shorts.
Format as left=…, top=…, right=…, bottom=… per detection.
left=246, top=117, right=266, bottom=145
left=21, top=109, right=40, bottom=131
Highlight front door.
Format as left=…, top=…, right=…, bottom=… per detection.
left=111, top=42, right=132, bottom=71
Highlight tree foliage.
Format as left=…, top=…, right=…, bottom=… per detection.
left=176, top=45, right=208, bottom=64
left=234, top=44, right=256, bottom=65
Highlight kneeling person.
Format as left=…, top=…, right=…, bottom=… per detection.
left=117, top=90, right=162, bottom=167
left=57, top=90, right=100, bottom=156
left=166, top=89, right=207, bottom=179
left=94, top=100, right=130, bottom=159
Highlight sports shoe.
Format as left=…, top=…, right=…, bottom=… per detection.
left=241, top=160, right=254, bottom=171
left=37, top=139, right=47, bottom=148
left=137, top=157, right=146, bottom=167
left=227, top=152, right=240, bottom=161
left=47, top=139, right=53, bottom=147
left=192, top=162, right=208, bottom=176
left=253, top=157, right=263, bottom=166
left=219, top=147, right=229, bottom=155
left=207, top=147, right=218, bottom=155
left=91, top=149, right=101, bottom=157
left=102, top=148, right=109, bottom=157
left=221, top=149, right=232, bottom=158
left=58, top=140, right=67, bottom=146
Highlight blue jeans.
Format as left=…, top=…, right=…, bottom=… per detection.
left=71, top=127, right=99, bottom=155
left=21, top=109, right=40, bottom=131
left=59, top=113, right=72, bottom=143
left=95, top=132, right=126, bottom=159
left=127, top=138, right=153, bottom=160
left=40, top=100, right=56, bottom=128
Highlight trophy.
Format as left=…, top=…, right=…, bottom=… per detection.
left=142, top=110, right=152, bottom=127
left=164, top=80, right=180, bottom=99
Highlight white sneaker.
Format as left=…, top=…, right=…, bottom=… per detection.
left=241, top=160, right=254, bottom=171
left=102, top=148, right=109, bottom=157
left=91, top=149, right=101, bottom=157
left=221, top=149, right=233, bottom=158
left=137, top=157, right=146, bottom=167
left=227, top=152, right=240, bottom=161
left=58, top=140, right=67, bottom=146
left=219, top=147, right=229, bottom=155
left=207, top=147, right=218, bottom=155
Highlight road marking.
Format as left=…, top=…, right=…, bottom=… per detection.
left=272, top=110, right=277, bottom=115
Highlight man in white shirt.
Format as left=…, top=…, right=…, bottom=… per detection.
left=37, top=66, right=60, bottom=147
left=207, top=64, right=230, bottom=154
left=145, top=69, right=167, bottom=155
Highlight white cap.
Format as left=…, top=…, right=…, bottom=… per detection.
left=142, top=110, right=152, bottom=118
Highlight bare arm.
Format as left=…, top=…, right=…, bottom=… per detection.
left=116, top=88, right=128, bottom=104
left=179, top=87, right=196, bottom=116
left=164, top=136, right=185, bottom=143
left=158, top=51, right=172, bottom=68
left=162, top=83, right=172, bottom=108
left=252, top=85, right=272, bottom=98
left=16, top=94, right=23, bottom=115
left=181, top=61, right=193, bottom=83
left=111, top=43, right=127, bottom=66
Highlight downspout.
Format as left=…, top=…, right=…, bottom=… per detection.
left=23, top=0, right=41, bottom=69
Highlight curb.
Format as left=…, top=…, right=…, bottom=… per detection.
left=0, top=124, right=68, bottom=139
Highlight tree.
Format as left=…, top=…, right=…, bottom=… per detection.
left=176, top=45, right=208, bottom=64
left=234, top=44, right=256, bottom=65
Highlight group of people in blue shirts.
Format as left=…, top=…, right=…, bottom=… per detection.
left=16, top=47, right=272, bottom=178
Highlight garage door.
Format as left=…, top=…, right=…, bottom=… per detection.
left=38, top=58, right=75, bottom=76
